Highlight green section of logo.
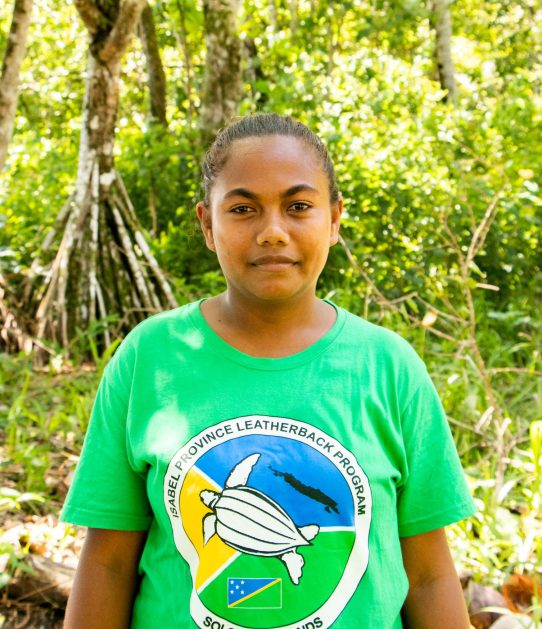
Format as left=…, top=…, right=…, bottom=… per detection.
left=199, top=530, right=355, bottom=628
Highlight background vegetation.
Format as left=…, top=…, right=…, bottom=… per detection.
left=0, top=0, right=541, bottom=625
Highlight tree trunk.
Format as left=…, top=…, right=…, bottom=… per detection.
left=430, top=0, right=457, bottom=102
left=244, top=37, right=268, bottom=107
left=138, top=2, right=168, bottom=238
left=173, top=0, right=195, bottom=123
left=139, top=2, right=167, bottom=126
left=26, top=0, right=177, bottom=355
left=268, top=0, right=278, bottom=30
left=0, top=273, right=33, bottom=354
left=200, top=0, right=243, bottom=146
left=0, top=0, right=33, bottom=172
left=288, top=0, right=299, bottom=33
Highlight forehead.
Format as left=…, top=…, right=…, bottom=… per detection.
left=211, top=135, right=327, bottom=200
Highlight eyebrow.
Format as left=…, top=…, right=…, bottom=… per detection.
left=223, top=184, right=319, bottom=200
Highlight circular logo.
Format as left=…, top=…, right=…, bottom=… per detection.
left=164, top=416, right=372, bottom=629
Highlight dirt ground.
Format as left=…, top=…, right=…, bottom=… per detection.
left=0, top=600, right=64, bottom=629
left=0, top=514, right=83, bottom=629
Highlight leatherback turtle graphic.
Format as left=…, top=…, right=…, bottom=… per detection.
left=200, top=453, right=319, bottom=585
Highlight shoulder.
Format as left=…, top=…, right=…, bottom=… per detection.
left=335, top=305, right=429, bottom=403
left=339, top=307, right=424, bottom=367
left=117, top=301, right=199, bottom=352
left=103, top=301, right=200, bottom=378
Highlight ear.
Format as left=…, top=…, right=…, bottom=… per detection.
left=196, top=202, right=216, bottom=252
left=329, top=195, right=343, bottom=246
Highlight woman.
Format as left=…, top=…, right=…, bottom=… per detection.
left=62, top=113, right=475, bottom=628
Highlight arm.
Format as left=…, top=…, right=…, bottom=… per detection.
left=64, top=528, right=147, bottom=629
left=400, top=528, right=470, bottom=629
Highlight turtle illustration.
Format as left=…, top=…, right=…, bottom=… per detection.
left=199, top=453, right=319, bottom=585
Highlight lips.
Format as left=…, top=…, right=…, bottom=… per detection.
left=250, top=254, right=298, bottom=270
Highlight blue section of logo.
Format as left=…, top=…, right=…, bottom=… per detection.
left=196, top=433, right=354, bottom=527
left=227, top=578, right=281, bottom=607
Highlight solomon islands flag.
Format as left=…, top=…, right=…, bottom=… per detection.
left=227, top=578, right=282, bottom=609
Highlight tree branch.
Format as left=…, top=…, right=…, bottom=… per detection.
left=466, top=188, right=503, bottom=266
left=338, top=234, right=390, bottom=307
left=73, top=0, right=103, bottom=35
left=100, top=0, right=147, bottom=63
left=489, top=367, right=542, bottom=377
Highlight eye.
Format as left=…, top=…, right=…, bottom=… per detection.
left=229, top=205, right=254, bottom=214
left=289, top=202, right=311, bottom=212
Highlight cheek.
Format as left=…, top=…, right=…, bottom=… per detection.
left=298, top=220, right=333, bottom=246
left=213, top=232, right=242, bottom=264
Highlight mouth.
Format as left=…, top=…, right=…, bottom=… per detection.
left=250, top=255, right=298, bottom=271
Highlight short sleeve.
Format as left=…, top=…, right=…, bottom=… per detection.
left=60, top=344, right=152, bottom=530
left=397, top=373, right=476, bottom=537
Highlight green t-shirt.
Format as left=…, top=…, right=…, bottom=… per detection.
left=61, top=300, right=475, bottom=629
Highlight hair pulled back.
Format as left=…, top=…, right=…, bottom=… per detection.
left=201, top=113, right=340, bottom=205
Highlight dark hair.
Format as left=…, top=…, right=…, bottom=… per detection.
left=201, top=113, right=340, bottom=205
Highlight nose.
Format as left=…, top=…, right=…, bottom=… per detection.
left=256, top=211, right=290, bottom=246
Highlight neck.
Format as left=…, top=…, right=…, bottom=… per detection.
left=200, top=291, right=336, bottom=357
left=221, top=291, right=322, bottom=329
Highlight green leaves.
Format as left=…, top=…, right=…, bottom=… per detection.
left=530, top=421, right=542, bottom=480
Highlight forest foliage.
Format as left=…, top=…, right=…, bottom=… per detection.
left=0, top=0, right=541, bottom=619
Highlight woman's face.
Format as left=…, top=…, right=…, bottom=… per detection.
left=197, top=135, right=342, bottom=307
